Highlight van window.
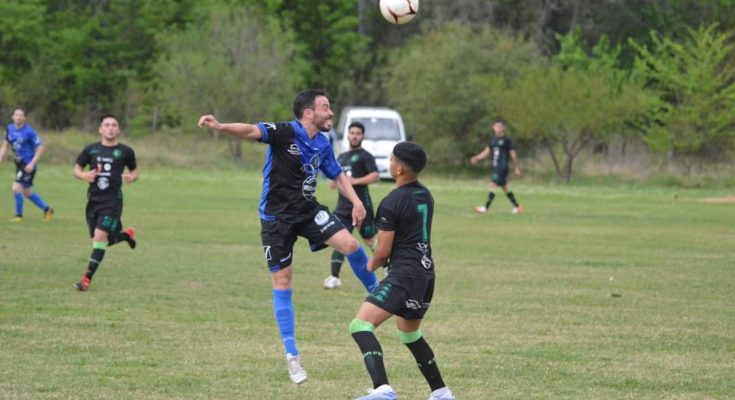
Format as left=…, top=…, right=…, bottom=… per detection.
left=352, top=117, right=401, bottom=141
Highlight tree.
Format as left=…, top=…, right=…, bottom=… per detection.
left=154, top=6, right=301, bottom=160
left=495, top=32, right=654, bottom=181
left=631, top=24, right=735, bottom=166
left=384, top=23, right=541, bottom=166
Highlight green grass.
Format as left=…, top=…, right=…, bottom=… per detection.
left=1, top=165, right=733, bottom=399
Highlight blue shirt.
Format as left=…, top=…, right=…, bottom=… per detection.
left=6, top=124, right=42, bottom=164
left=256, top=120, right=342, bottom=220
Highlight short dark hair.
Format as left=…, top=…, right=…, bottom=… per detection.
left=99, top=113, right=118, bottom=124
left=493, top=118, right=506, bottom=125
left=293, top=89, right=327, bottom=119
left=348, top=121, right=365, bottom=134
left=392, top=142, right=427, bottom=174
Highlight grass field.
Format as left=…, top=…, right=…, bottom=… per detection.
left=1, top=165, right=733, bottom=399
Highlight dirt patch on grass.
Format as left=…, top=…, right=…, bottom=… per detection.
left=700, top=196, right=735, bottom=203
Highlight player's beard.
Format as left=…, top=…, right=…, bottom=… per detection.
left=349, top=139, right=362, bottom=149
left=315, top=115, right=332, bottom=132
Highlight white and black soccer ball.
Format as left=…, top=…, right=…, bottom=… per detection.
left=379, top=0, right=419, bottom=25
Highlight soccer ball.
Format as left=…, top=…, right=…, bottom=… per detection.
left=379, top=0, right=419, bottom=25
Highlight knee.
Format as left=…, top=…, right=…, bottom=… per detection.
left=343, top=238, right=359, bottom=254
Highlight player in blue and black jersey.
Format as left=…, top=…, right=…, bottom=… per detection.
left=197, top=89, right=378, bottom=385
left=72, top=114, right=138, bottom=291
left=0, top=109, right=54, bottom=222
left=323, top=121, right=380, bottom=290
left=349, top=142, right=455, bottom=400
left=470, top=119, right=523, bottom=214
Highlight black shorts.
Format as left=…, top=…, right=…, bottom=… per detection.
left=491, top=170, right=508, bottom=186
left=365, top=275, right=434, bottom=320
left=260, top=204, right=345, bottom=272
left=334, top=208, right=377, bottom=240
left=86, top=198, right=124, bottom=237
left=14, top=160, right=36, bottom=188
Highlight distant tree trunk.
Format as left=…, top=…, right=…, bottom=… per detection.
left=229, top=138, right=243, bottom=164
left=545, top=142, right=564, bottom=180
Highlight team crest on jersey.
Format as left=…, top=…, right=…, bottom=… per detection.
left=314, top=210, right=330, bottom=226
left=112, top=149, right=122, bottom=159
left=351, top=154, right=359, bottom=163
left=288, top=144, right=302, bottom=156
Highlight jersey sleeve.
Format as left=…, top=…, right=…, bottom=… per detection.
left=362, top=152, right=378, bottom=174
left=257, top=122, right=293, bottom=146
left=125, top=147, right=137, bottom=171
left=320, top=148, right=342, bottom=179
left=506, top=137, right=515, bottom=150
left=75, top=145, right=91, bottom=167
left=375, top=195, right=400, bottom=231
left=30, top=128, right=42, bottom=147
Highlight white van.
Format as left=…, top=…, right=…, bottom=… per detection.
left=335, top=107, right=407, bottom=179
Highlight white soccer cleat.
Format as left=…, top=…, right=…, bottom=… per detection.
left=323, top=275, right=342, bottom=289
left=285, top=353, right=307, bottom=384
left=428, top=386, right=456, bottom=400
left=474, top=206, right=487, bottom=214
left=356, top=384, right=398, bottom=400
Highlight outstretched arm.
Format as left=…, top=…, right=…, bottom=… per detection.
left=197, top=115, right=263, bottom=141
left=470, top=146, right=490, bottom=164
left=333, top=173, right=366, bottom=228
left=367, top=229, right=394, bottom=272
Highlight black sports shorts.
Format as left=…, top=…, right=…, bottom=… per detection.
left=365, top=274, right=435, bottom=320
left=86, top=198, right=123, bottom=237
left=260, top=204, right=345, bottom=272
left=14, top=160, right=37, bottom=188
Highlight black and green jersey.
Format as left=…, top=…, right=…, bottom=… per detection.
left=489, top=135, right=514, bottom=173
left=375, top=181, right=434, bottom=279
left=335, top=148, right=378, bottom=214
left=75, top=142, right=137, bottom=201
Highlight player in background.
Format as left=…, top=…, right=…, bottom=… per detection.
left=470, top=119, right=523, bottom=214
left=0, top=109, right=54, bottom=222
left=324, top=121, right=380, bottom=289
left=349, top=142, right=455, bottom=400
left=197, top=89, right=378, bottom=385
left=73, top=114, right=138, bottom=291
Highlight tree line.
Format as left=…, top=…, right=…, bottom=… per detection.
left=1, top=0, right=735, bottom=180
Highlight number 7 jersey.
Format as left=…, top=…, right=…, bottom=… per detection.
left=375, top=181, right=434, bottom=279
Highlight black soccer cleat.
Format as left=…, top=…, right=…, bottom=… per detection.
left=124, top=227, right=136, bottom=249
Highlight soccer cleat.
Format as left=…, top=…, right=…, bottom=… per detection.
left=44, top=207, right=54, bottom=222
left=73, top=276, right=91, bottom=291
left=124, top=227, right=136, bottom=249
left=286, top=353, right=307, bottom=384
left=356, top=384, right=398, bottom=400
left=323, top=275, right=342, bottom=289
left=428, top=387, right=456, bottom=400
left=512, top=205, right=524, bottom=214
left=10, top=215, right=23, bottom=222
left=474, top=206, right=487, bottom=214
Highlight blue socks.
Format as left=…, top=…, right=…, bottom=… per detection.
left=13, top=192, right=49, bottom=216
left=272, top=288, right=298, bottom=356
left=28, top=193, right=48, bottom=211
left=346, top=247, right=378, bottom=292
left=14, top=192, right=23, bottom=216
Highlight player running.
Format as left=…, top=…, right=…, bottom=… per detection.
left=0, top=108, right=54, bottom=222
left=324, top=121, right=380, bottom=290
left=73, top=114, right=138, bottom=291
left=349, top=142, right=455, bottom=400
left=197, top=89, right=378, bottom=385
left=470, top=119, right=523, bottom=214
